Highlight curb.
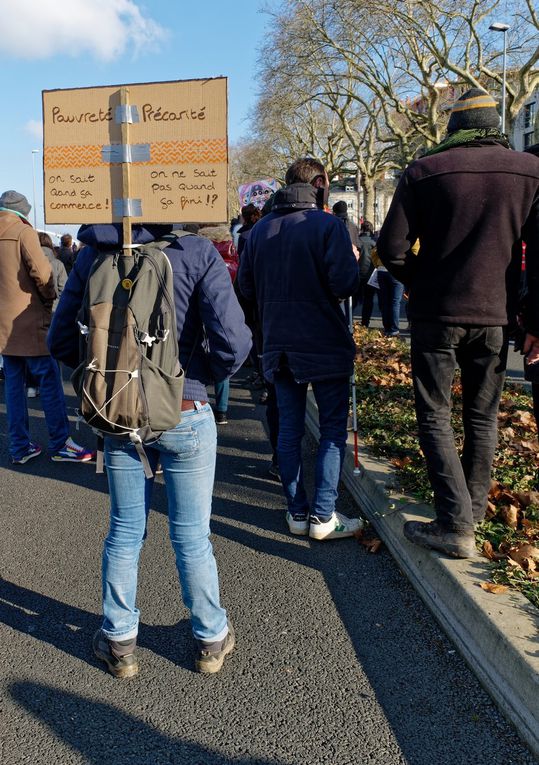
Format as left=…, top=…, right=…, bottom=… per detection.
left=305, top=393, right=539, bottom=758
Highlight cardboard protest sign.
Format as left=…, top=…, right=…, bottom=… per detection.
left=238, top=178, right=279, bottom=210
left=42, top=77, right=228, bottom=224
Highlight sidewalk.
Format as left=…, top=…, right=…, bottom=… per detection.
left=305, top=392, right=539, bottom=758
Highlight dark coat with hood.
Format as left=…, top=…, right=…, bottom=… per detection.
left=237, top=183, right=358, bottom=383
left=48, top=224, right=252, bottom=403
left=377, top=141, right=539, bottom=327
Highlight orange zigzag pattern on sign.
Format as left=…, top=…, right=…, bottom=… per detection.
left=44, top=139, right=227, bottom=168
left=45, top=145, right=102, bottom=168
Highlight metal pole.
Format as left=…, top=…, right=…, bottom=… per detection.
left=501, top=30, right=507, bottom=135
left=31, top=149, right=39, bottom=229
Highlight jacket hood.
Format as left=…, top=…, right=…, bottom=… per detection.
left=272, top=183, right=320, bottom=212
left=198, top=224, right=232, bottom=243
left=77, top=223, right=173, bottom=250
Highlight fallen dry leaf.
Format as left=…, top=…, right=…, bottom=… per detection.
left=480, top=582, right=509, bottom=594
left=482, top=540, right=495, bottom=560
left=506, top=543, right=539, bottom=572
left=500, top=504, right=519, bottom=529
left=516, top=491, right=539, bottom=507
left=392, top=456, right=412, bottom=469
left=508, top=543, right=539, bottom=562
left=514, top=410, right=535, bottom=428
left=359, top=537, right=383, bottom=554
left=485, top=501, right=498, bottom=519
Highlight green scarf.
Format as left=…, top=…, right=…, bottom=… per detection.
left=0, top=207, right=29, bottom=222
left=425, top=128, right=510, bottom=156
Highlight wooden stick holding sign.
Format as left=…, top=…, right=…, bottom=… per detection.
left=120, top=87, right=132, bottom=254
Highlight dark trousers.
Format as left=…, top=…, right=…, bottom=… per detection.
left=378, top=270, right=404, bottom=335
left=359, top=278, right=376, bottom=327
left=411, top=322, right=507, bottom=532
left=265, top=382, right=279, bottom=464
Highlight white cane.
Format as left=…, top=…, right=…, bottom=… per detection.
left=348, top=296, right=361, bottom=474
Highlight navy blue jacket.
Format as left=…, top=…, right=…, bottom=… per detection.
left=48, top=224, right=252, bottom=402
left=238, top=184, right=358, bottom=383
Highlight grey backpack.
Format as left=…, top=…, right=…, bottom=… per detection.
left=72, top=235, right=186, bottom=476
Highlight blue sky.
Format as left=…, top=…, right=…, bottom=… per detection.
left=0, top=0, right=268, bottom=233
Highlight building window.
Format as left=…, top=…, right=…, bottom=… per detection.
left=524, top=102, right=536, bottom=130
left=524, top=131, right=535, bottom=149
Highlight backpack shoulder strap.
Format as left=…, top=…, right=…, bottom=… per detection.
left=152, top=230, right=196, bottom=250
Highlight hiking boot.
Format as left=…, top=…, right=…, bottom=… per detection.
left=214, top=411, right=228, bottom=425
left=51, top=436, right=95, bottom=462
left=11, top=442, right=42, bottom=465
left=309, top=511, right=364, bottom=541
left=286, top=511, right=309, bottom=536
left=195, top=622, right=235, bottom=674
left=92, top=630, right=138, bottom=678
left=403, top=520, right=476, bottom=559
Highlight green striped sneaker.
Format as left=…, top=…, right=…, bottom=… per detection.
left=309, top=511, right=363, bottom=541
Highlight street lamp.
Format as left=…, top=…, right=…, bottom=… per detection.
left=31, top=149, right=40, bottom=229
left=489, top=21, right=511, bottom=135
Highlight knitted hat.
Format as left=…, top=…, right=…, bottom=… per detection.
left=0, top=190, right=31, bottom=217
left=447, top=88, right=500, bottom=133
left=332, top=200, right=348, bottom=217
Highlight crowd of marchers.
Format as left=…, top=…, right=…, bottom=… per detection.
left=0, top=87, right=538, bottom=679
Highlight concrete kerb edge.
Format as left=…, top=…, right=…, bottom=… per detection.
left=305, top=390, right=539, bottom=758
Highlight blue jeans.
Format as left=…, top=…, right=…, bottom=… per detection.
left=101, top=402, right=228, bottom=643
left=3, top=354, right=70, bottom=459
left=378, top=270, right=404, bottom=335
left=274, top=368, right=349, bottom=520
left=411, top=323, right=507, bottom=532
left=214, top=378, right=229, bottom=413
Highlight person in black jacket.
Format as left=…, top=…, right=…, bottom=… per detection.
left=377, top=88, right=539, bottom=558
left=239, top=158, right=362, bottom=541
left=48, top=223, right=251, bottom=678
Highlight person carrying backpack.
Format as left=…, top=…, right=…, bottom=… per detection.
left=48, top=222, right=251, bottom=677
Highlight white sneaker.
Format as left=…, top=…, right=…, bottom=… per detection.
left=309, top=511, right=364, bottom=541
left=285, top=511, right=309, bottom=536
left=27, top=387, right=38, bottom=398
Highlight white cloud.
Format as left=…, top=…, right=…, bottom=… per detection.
left=0, top=0, right=166, bottom=61
left=25, top=120, right=43, bottom=140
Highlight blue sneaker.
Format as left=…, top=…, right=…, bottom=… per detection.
left=51, top=437, right=94, bottom=463
left=11, top=442, right=42, bottom=465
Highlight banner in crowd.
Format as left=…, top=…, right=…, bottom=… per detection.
left=42, top=77, right=228, bottom=224
left=238, top=178, right=279, bottom=210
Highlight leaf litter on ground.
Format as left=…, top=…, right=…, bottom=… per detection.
left=352, top=324, right=539, bottom=608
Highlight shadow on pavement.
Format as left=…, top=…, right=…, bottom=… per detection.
left=9, top=681, right=282, bottom=765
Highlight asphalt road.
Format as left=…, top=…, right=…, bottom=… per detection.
left=0, top=372, right=536, bottom=765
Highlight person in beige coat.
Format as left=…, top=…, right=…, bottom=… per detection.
left=0, top=190, right=93, bottom=464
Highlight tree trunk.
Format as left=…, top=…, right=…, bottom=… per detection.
left=361, top=176, right=376, bottom=227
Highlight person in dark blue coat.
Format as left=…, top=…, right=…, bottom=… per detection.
left=238, top=157, right=363, bottom=541
left=48, top=223, right=251, bottom=678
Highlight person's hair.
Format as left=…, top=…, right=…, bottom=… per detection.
left=285, top=157, right=326, bottom=186
left=360, top=220, right=374, bottom=235
left=38, top=231, right=54, bottom=250
left=61, top=233, right=72, bottom=247
left=241, top=203, right=261, bottom=225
